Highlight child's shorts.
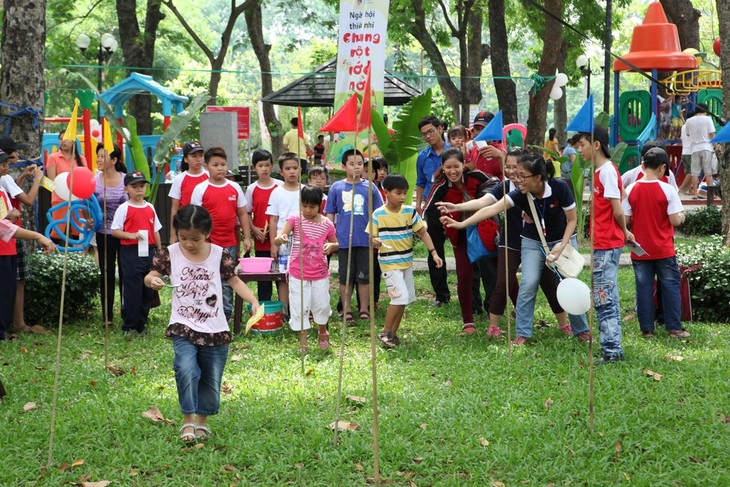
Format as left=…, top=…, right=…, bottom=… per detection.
left=382, top=267, right=416, bottom=306
left=288, top=276, right=331, bottom=331
left=337, top=247, right=370, bottom=285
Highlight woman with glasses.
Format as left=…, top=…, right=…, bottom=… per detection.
left=440, top=153, right=591, bottom=346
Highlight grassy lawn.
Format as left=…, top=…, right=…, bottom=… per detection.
left=1, top=267, right=729, bottom=486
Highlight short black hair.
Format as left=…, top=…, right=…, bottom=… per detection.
left=290, top=117, right=299, bottom=127
left=441, top=146, right=464, bottom=165
left=174, top=204, right=213, bottom=236
left=382, top=174, right=409, bottom=191
left=300, top=185, right=323, bottom=206
left=341, top=148, right=364, bottom=165
left=252, top=149, right=273, bottom=166
left=204, top=146, right=227, bottom=163
left=278, top=152, right=300, bottom=169
left=307, top=165, right=328, bottom=179
left=418, top=115, right=441, bottom=131
left=365, top=157, right=388, bottom=171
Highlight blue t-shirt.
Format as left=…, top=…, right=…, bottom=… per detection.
left=324, top=179, right=383, bottom=248
left=488, top=179, right=523, bottom=250
left=506, top=178, right=576, bottom=243
left=416, top=142, right=450, bottom=197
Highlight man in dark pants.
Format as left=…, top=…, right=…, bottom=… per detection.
left=415, top=115, right=450, bottom=306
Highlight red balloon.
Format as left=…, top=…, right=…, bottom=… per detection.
left=714, top=38, right=721, bottom=57
left=70, top=166, right=96, bottom=199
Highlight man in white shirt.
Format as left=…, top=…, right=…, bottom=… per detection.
left=684, top=103, right=716, bottom=198
left=677, top=110, right=694, bottom=195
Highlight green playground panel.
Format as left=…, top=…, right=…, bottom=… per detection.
left=618, top=91, right=651, bottom=142
left=618, top=144, right=640, bottom=175
left=698, top=89, right=723, bottom=132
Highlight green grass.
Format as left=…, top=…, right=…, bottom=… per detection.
left=1, top=268, right=729, bottom=486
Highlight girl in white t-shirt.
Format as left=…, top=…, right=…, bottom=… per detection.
left=145, top=205, right=259, bottom=443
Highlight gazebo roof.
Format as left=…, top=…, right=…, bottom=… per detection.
left=262, top=59, right=421, bottom=107
left=100, top=72, right=189, bottom=118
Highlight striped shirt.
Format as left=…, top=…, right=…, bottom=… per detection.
left=286, top=215, right=335, bottom=280
left=368, top=205, right=425, bottom=271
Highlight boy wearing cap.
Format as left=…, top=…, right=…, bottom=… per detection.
left=0, top=138, right=47, bottom=335
left=112, top=172, right=162, bottom=334
left=578, top=127, right=633, bottom=363
left=622, top=147, right=689, bottom=339
left=169, top=141, right=208, bottom=243
left=467, top=111, right=504, bottom=180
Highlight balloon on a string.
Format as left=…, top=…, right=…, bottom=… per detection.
left=53, top=173, right=77, bottom=201
left=89, top=119, right=102, bottom=142
left=554, top=72, right=568, bottom=87
left=556, top=278, right=591, bottom=315
left=549, top=85, right=563, bottom=100
left=714, top=38, right=721, bottom=57
left=70, top=166, right=96, bottom=199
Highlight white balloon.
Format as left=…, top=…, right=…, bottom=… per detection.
left=555, top=72, right=569, bottom=87
left=556, top=278, right=591, bottom=315
left=53, top=173, right=78, bottom=201
left=89, top=119, right=101, bottom=130
left=549, top=85, right=563, bottom=100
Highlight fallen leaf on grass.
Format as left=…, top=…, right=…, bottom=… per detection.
left=223, top=465, right=236, bottom=472
left=443, top=379, right=452, bottom=386
left=305, top=368, right=314, bottom=376
left=491, top=481, right=506, bottom=487
left=663, top=354, right=684, bottom=362
left=419, top=423, right=428, bottom=430
left=141, top=407, right=173, bottom=425
left=23, top=402, right=37, bottom=412
left=106, top=364, right=125, bottom=376
left=642, top=369, right=663, bottom=381
left=294, top=463, right=304, bottom=469
left=221, top=384, right=233, bottom=395
left=89, top=381, right=97, bottom=388
left=34, top=366, right=45, bottom=371
left=613, top=440, right=621, bottom=462
left=409, top=481, right=417, bottom=487
left=479, top=438, right=490, bottom=447
left=79, top=350, right=94, bottom=360
left=689, top=455, right=702, bottom=463
left=544, top=397, right=553, bottom=410
left=622, top=312, right=636, bottom=322
left=72, top=459, right=85, bottom=467
left=716, top=413, right=730, bottom=423
left=413, top=457, right=423, bottom=464
left=230, top=354, right=243, bottom=362
left=81, top=481, right=111, bottom=487
left=20, top=347, right=28, bottom=353
left=346, top=395, right=367, bottom=405
left=330, top=421, right=359, bottom=431
left=355, top=462, right=364, bottom=471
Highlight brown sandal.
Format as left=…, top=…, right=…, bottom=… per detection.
left=318, top=332, right=330, bottom=350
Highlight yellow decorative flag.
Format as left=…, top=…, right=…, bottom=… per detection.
left=103, top=118, right=115, bottom=152
left=63, top=99, right=80, bottom=142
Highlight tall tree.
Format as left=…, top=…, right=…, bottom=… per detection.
left=244, top=0, right=283, bottom=156
left=116, top=0, right=165, bottom=135
left=162, top=0, right=251, bottom=105
left=488, top=0, right=518, bottom=124
left=716, top=0, right=730, bottom=244
left=660, top=0, right=701, bottom=50
left=0, top=0, right=46, bottom=235
left=524, top=0, right=563, bottom=147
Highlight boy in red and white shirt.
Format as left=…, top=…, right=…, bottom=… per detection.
left=169, top=141, right=208, bottom=243
left=622, top=147, right=689, bottom=340
left=112, top=172, right=162, bottom=334
left=578, top=126, right=633, bottom=364
left=191, top=147, right=250, bottom=320
left=243, top=150, right=282, bottom=302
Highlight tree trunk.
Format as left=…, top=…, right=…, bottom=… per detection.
left=660, top=0, right=701, bottom=50
left=488, top=0, right=517, bottom=124
left=525, top=0, right=563, bottom=148
left=116, top=0, right=164, bottom=134
left=716, top=0, right=730, bottom=244
left=0, top=0, right=46, bottom=240
left=245, top=1, right=282, bottom=156
left=462, top=11, right=484, bottom=125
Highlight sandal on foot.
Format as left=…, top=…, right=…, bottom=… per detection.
left=487, top=325, right=505, bottom=338
left=462, top=324, right=477, bottom=334
left=559, top=323, right=573, bottom=335
left=669, top=329, right=690, bottom=339
left=344, top=312, right=355, bottom=324
left=359, top=311, right=370, bottom=321
left=512, top=336, right=528, bottom=346
left=180, top=423, right=197, bottom=443
left=318, top=332, right=330, bottom=350
left=195, top=425, right=211, bottom=440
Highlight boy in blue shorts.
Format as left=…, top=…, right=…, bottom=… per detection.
left=369, top=174, right=442, bottom=348
left=325, top=149, right=383, bottom=323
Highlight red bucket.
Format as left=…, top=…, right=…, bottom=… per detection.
left=248, top=301, right=283, bottom=334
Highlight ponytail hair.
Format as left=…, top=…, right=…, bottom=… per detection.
left=109, top=146, right=127, bottom=173
left=518, top=153, right=555, bottom=181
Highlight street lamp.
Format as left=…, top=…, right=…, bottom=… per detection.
left=75, top=32, right=117, bottom=94
left=576, top=54, right=601, bottom=100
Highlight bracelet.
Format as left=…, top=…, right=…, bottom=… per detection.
left=428, top=248, right=436, bottom=254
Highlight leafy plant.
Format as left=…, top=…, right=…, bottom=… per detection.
left=371, top=88, right=432, bottom=204
left=676, top=236, right=730, bottom=322
left=679, top=206, right=722, bottom=236
left=24, top=252, right=100, bottom=325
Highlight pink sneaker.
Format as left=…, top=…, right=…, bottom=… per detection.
left=559, top=323, right=573, bottom=335
left=512, top=336, right=528, bottom=346
left=462, top=323, right=477, bottom=334
left=487, top=325, right=505, bottom=338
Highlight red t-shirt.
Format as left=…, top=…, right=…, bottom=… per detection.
left=592, top=162, right=625, bottom=250
left=0, top=189, right=16, bottom=255
left=169, top=171, right=209, bottom=207
left=623, top=179, right=683, bottom=260
left=191, top=180, right=245, bottom=247
left=468, top=145, right=504, bottom=180
left=110, top=201, right=162, bottom=246
left=244, top=180, right=282, bottom=251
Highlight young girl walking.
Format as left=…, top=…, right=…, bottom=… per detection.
left=145, top=205, right=259, bottom=442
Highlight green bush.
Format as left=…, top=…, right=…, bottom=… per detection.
left=679, top=206, right=722, bottom=236
left=676, top=236, right=730, bottom=323
left=25, top=252, right=100, bottom=325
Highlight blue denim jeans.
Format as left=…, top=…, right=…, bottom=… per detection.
left=172, top=336, right=229, bottom=416
left=516, top=237, right=588, bottom=338
left=222, top=245, right=239, bottom=320
left=632, top=257, right=682, bottom=332
left=593, top=248, right=623, bottom=357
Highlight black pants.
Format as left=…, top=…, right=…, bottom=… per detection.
left=96, top=233, right=123, bottom=324
left=426, top=208, right=450, bottom=302
left=472, top=256, right=498, bottom=313
left=120, top=246, right=155, bottom=332
left=0, top=255, right=17, bottom=339
left=254, top=248, right=273, bottom=302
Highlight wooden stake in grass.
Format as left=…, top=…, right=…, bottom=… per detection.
left=588, top=132, right=596, bottom=434
left=502, top=155, right=512, bottom=361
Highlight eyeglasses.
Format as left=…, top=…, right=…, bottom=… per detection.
left=512, top=173, right=538, bottom=181
left=420, top=128, right=437, bottom=137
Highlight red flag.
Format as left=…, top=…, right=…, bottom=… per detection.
left=357, top=69, right=372, bottom=132
left=319, top=94, right=358, bottom=133
left=297, top=106, right=304, bottom=139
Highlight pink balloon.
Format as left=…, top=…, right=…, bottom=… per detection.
left=70, top=166, right=96, bottom=199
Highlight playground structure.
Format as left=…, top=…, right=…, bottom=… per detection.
left=611, top=1, right=723, bottom=178
left=42, top=72, right=188, bottom=177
